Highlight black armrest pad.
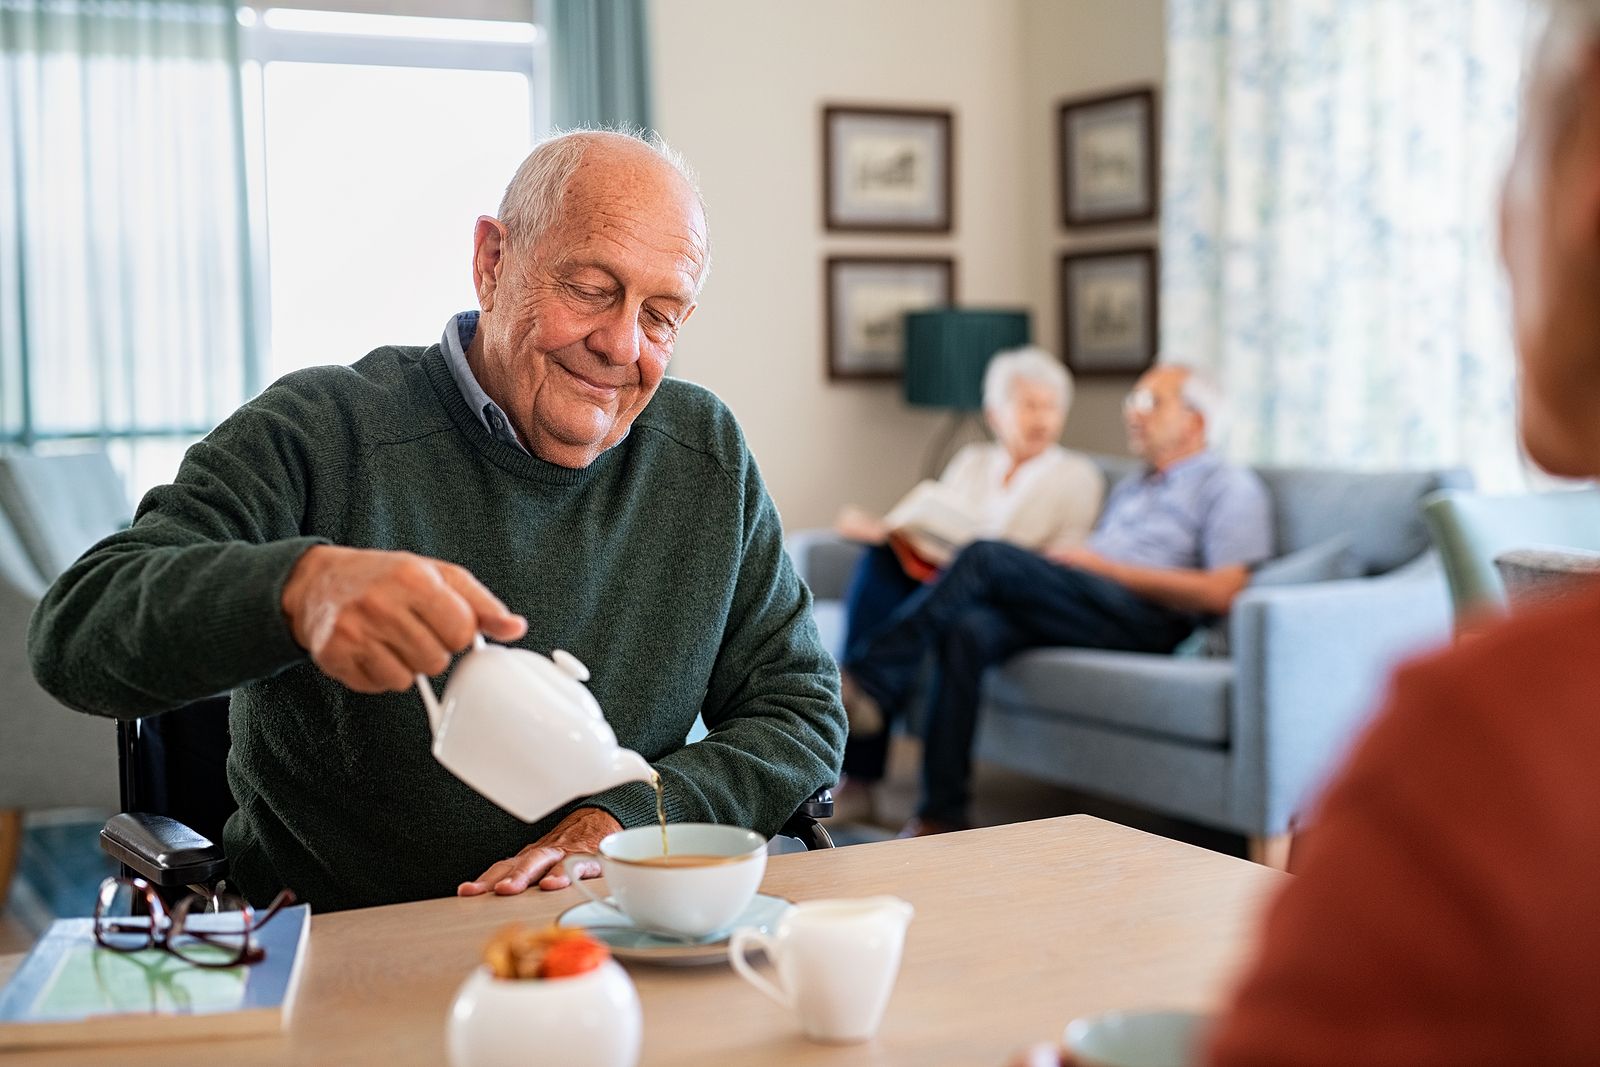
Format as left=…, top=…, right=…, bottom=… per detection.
left=799, top=786, right=834, bottom=820
left=100, top=812, right=227, bottom=887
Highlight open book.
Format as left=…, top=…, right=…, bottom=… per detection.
left=883, top=480, right=982, bottom=576
left=0, top=904, right=311, bottom=1049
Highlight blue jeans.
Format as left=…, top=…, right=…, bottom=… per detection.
left=840, top=544, right=922, bottom=782
left=843, top=540, right=1194, bottom=825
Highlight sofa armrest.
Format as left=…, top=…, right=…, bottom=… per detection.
left=1228, top=553, right=1454, bottom=833
left=786, top=529, right=867, bottom=603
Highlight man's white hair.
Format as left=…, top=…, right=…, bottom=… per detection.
left=496, top=128, right=712, bottom=291
left=1164, top=361, right=1229, bottom=445
left=982, top=346, right=1074, bottom=415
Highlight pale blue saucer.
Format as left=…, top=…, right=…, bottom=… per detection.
left=556, top=892, right=791, bottom=966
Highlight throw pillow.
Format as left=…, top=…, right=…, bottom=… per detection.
left=1174, top=535, right=1362, bottom=658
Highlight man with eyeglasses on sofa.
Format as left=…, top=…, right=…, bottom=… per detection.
left=843, top=363, right=1272, bottom=837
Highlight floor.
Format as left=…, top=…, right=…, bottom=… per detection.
left=0, top=810, right=118, bottom=956
left=0, top=738, right=1247, bottom=957
left=824, top=733, right=1247, bottom=857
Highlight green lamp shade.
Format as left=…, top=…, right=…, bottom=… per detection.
left=903, top=309, right=1031, bottom=410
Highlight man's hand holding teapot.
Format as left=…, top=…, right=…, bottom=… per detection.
left=282, top=545, right=527, bottom=693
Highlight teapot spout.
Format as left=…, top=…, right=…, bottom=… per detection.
left=415, top=674, right=444, bottom=738
left=605, top=748, right=657, bottom=792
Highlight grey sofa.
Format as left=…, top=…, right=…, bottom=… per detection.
left=788, top=456, right=1471, bottom=856
left=0, top=451, right=130, bottom=904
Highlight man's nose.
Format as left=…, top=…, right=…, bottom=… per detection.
left=586, top=303, right=642, bottom=365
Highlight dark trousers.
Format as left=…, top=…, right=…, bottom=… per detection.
left=840, top=544, right=922, bottom=782
left=844, top=540, right=1194, bottom=825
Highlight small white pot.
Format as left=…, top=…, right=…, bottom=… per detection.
left=447, top=961, right=641, bottom=1067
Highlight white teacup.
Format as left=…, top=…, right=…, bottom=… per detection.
left=1063, top=1010, right=1211, bottom=1067
left=566, top=823, right=766, bottom=939
left=728, top=896, right=914, bottom=1044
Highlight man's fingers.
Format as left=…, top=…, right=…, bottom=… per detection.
left=366, top=596, right=457, bottom=676
left=486, top=848, right=562, bottom=895
left=346, top=644, right=413, bottom=694
left=439, top=565, right=527, bottom=641
left=457, top=856, right=521, bottom=896
left=402, top=571, right=481, bottom=654
left=538, top=854, right=603, bottom=891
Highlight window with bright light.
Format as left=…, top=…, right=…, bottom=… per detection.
left=245, top=9, right=545, bottom=384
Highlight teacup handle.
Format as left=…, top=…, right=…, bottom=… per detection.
left=729, top=928, right=793, bottom=1010
left=562, top=853, right=627, bottom=918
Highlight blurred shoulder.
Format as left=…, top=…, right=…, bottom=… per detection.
left=1388, top=588, right=1600, bottom=744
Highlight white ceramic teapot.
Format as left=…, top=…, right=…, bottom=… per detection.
left=415, top=636, right=655, bottom=822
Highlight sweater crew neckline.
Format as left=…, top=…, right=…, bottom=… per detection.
left=421, top=344, right=616, bottom=487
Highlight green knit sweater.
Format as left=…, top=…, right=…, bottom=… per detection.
left=28, top=346, right=845, bottom=912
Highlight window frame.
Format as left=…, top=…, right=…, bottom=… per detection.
left=238, top=6, right=548, bottom=397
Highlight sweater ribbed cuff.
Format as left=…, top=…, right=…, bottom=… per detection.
left=202, top=536, right=329, bottom=683
left=583, top=779, right=672, bottom=831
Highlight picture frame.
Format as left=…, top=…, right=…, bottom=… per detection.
left=1059, top=248, right=1158, bottom=377
left=825, top=256, right=957, bottom=381
left=1058, top=87, right=1158, bottom=227
left=823, top=105, right=954, bottom=233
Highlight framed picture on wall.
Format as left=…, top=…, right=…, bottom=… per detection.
left=823, top=105, right=954, bottom=233
left=1059, top=247, right=1157, bottom=376
left=826, top=256, right=957, bottom=380
left=1058, top=87, right=1158, bottom=227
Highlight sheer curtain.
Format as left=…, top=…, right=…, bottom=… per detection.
left=1, top=0, right=254, bottom=491
left=547, top=0, right=652, bottom=130
left=1162, top=0, right=1530, bottom=489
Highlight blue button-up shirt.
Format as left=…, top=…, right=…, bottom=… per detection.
left=440, top=311, right=528, bottom=455
left=1088, top=451, right=1273, bottom=571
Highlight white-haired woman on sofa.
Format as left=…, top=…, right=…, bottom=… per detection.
left=831, top=346, right=1102, bottom=822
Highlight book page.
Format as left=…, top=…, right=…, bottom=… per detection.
left=32, top=946, right=247, bottom=1019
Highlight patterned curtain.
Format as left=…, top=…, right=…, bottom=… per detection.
left=1, top=0, right=254, bottom=490
left=1162, top=0, right=1530, bottom=488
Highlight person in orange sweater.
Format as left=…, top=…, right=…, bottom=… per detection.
left=1012, top=0, right=1600, bottom=1063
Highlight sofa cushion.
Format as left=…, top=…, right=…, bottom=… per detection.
left=1174, top=534, right=1362, bottom=658
left=984, top=648, right=1233, bottom=745
left=1250, top=533, right=1360, bottom=586
left=1257, top=466, right=1469, bottom=575
left=811, top=599, right=847, bottom=662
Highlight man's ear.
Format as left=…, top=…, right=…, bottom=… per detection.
left=472, top=216, right=507, bottom=313
left=1573, top=42, right=1600, bottom=247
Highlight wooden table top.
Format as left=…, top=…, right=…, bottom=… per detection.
left=0, top=815, right=1286, bottom=1066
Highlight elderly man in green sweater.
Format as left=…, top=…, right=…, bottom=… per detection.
left=28, top=131, right=846, bottom=913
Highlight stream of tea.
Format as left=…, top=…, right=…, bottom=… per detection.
left=651, top=770, right=669, bottom=856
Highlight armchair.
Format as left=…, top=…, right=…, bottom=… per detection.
left=789, top=456, right=1469, bottom=861
left=1421, top=487, right=1600, bottom=624
left=0, top=452, right=128, bottom=907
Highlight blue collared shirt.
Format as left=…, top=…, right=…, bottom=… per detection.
left=1088, top=451, right=1273, bottom=571
left=440, top=311, right=528, bottom=455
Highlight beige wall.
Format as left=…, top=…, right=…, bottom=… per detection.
left=649, top=0, right=1164, bottom=531
left=1020, top=0, right=1165, bottom=458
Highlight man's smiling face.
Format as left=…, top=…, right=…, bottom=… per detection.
left=472, top=140, right=706, bottom=468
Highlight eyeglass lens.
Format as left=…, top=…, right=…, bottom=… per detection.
left=169, top=893, right=255, bottom=966
left=96, top=879, right=160, bottom=952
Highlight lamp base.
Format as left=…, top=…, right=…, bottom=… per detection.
left=923, top=411, right=986, bottom=479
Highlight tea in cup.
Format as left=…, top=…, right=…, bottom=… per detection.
left=566, top=823, right=766, bottom=939
left=728, top=896, right=913, bottom=1044
left=1063, top=1009, right=1211, bottom=1067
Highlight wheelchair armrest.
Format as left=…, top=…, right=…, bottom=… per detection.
left=775, top=786, right=836, bottom=851
left=798, top=785, right=833, bottom=820
left=100, top=812, right=227, bottom=888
